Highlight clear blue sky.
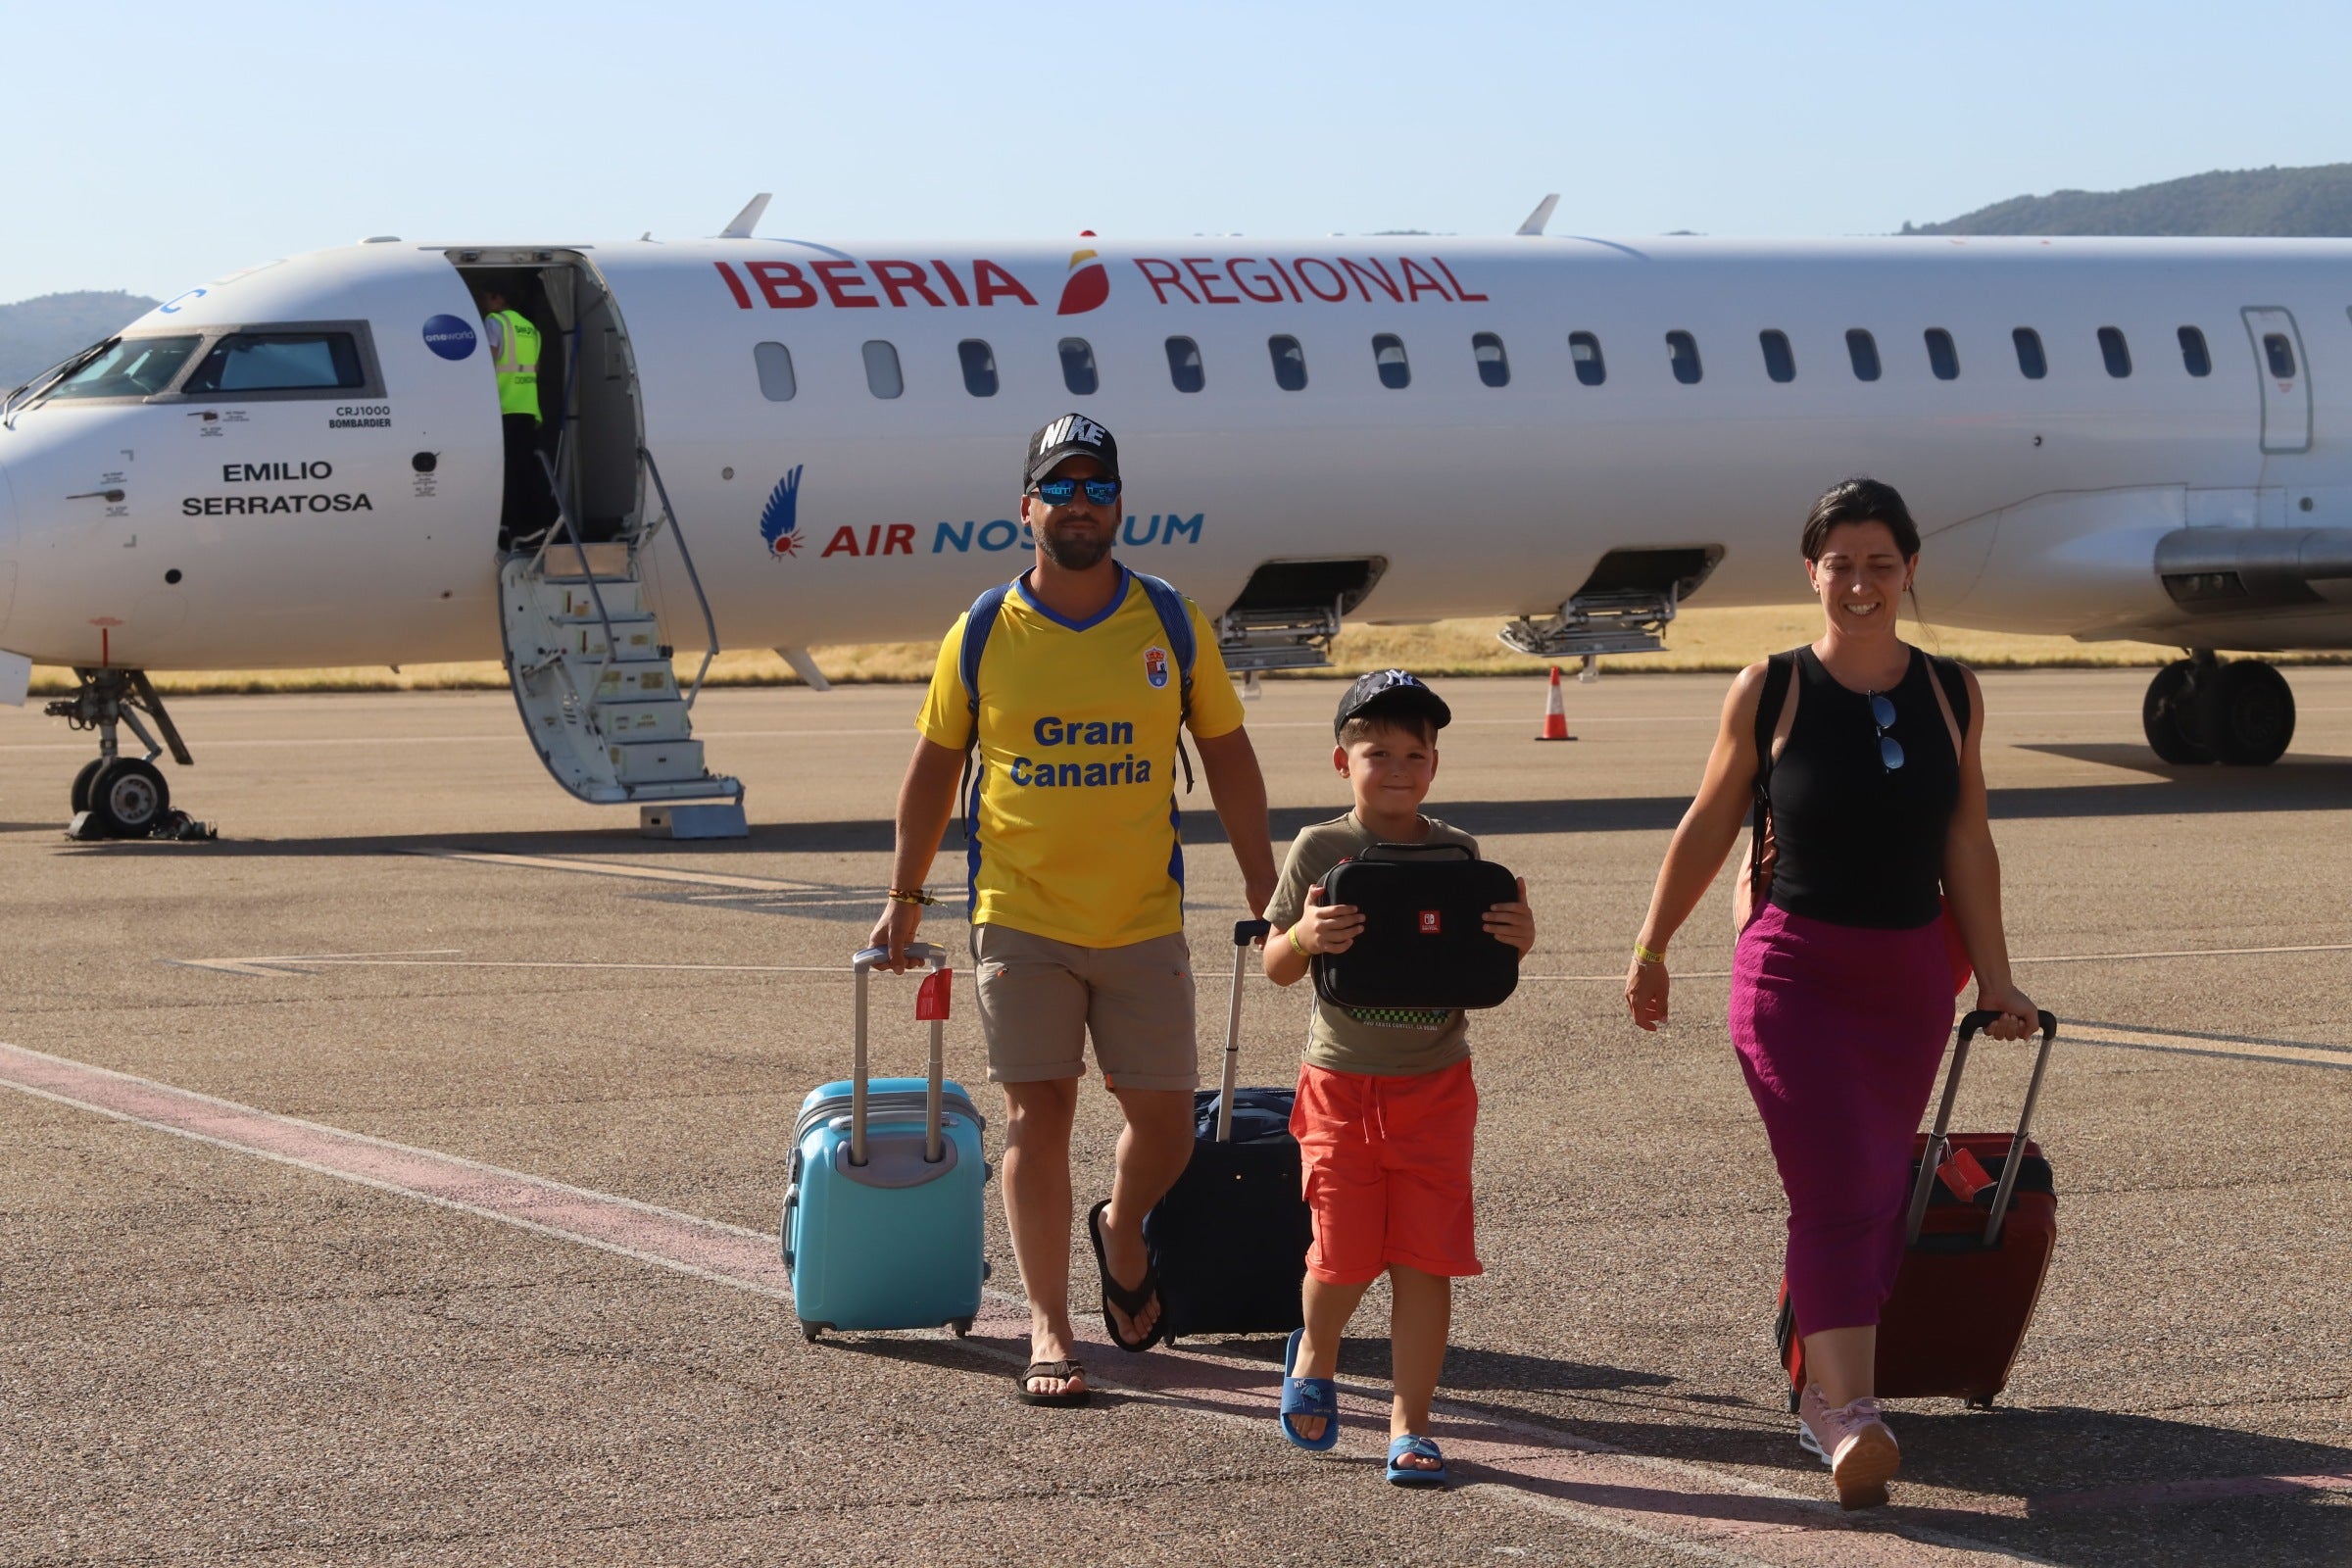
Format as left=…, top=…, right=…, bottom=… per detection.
left=6, top=0, right=2348, bottom=303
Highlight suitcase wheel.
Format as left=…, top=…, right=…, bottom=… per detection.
left=948, top=1317, right=973, bottom=1339
left=800, top=1320, right=822, bottom=1344
left=1965, top=1395, right=1996, bottom=1410
left=1786, top=1386, right=1801, bottom=1415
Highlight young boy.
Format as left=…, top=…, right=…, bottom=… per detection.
left=1262, top=669, right=1535, bottom=1486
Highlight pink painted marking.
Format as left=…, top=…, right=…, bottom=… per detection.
left=0, top=1040, right=2021, bottom=1567
left=0, top=1041, right=790, bottom=1299
left=2031, top=1469, right=2352, bottom=1516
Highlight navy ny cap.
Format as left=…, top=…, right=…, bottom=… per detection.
left=1335, top=668, right=1452, bottom=737
left=1024, top=412, right=1120, bottom=487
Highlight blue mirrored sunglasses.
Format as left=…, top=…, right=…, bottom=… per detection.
left=1869, top=693, right=1904, bottom=770
left=1030, top=475, right=1122, bottom=506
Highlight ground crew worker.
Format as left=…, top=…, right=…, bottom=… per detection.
left=477, top=286, right=551, bottom=545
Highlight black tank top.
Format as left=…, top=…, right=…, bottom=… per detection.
left=1761, top=647, right=1963, bottom=930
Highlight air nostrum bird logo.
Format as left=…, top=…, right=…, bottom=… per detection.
left=760, top=466, right=805, bottom=557
left=1056, top=248, right=1108, bottom=316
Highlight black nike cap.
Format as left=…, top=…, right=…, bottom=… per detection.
left=1023, top=412, right=1120, bottom=488
left=1334, top=668, right=1452, bottom=737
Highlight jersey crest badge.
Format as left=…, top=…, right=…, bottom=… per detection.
left=1144, top=646, right=1169, bottom=688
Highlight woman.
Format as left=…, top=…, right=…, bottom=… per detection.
left=1624, top=477, right=2039, bottom=1511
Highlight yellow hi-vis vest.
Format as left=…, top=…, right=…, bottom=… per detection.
left=488, top=309, right=542, bottom=420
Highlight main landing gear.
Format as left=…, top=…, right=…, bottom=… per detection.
left=2141, top=652, right=2296, bottom=766
left=45, top=668, right=203, bottom=839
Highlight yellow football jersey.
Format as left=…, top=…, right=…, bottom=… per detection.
left=916, top=568, right=1247, bottom=948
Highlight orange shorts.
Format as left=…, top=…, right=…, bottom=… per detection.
left=1290, top=1058, right=1482, bottom=1286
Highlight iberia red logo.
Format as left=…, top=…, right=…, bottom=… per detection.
left=1056, top=247, right=1108, bottom=316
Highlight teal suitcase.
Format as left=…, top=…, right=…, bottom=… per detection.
left=781, top=942, right=989, bottom=1341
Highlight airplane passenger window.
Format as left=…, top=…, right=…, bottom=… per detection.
left=1569, top=331, right=1606, bottom=386
left=2098, top=326, right=2132, bottom=378
left=2178, top=326, right=2211, bottom=377
left=862, top=339, right=904, bottom=399
left=1666, top=330, right=1701, bottom=385
left=37, top=335, right=201, bottom=400
left=1845, top=329, right=1882, bottom=382
left=957, top=339, right=999, bottom=398
left=1058, top=337, right=1099, bottom=396
left=1373, top=334, right=1411, bottom=389
left=2012, top=327, right=2047, bottom=380
left=1165, top=336, right=1205, bottom=393
left=1759, top=330, right=1795, bottom=383
left=182, top=332, right=366, bottom=394
left=753, top=341, right=797, bottom=402
left=1269, top=335, right=1308, bottom=391
left=2263, top=332, right=2296, bottom=379
left=1472, top=331, right=1509, bottom=388
left=1925, top=328, right=1960, bottom=381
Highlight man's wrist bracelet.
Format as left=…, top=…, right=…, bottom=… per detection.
left=887, top=887, right=940, bottom=906
left=1634, top=941, right=1666, bottom=966
left=1287, top=926, right=1311, bottom=958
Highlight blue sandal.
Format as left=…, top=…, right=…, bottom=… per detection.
left=1387, top=1433, right=1447, bottom=1487
left=1277, top=1328, right=1341, bottom=1452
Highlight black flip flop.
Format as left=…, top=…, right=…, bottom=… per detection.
left=1015, top=1359, right=1090, bottom=1407
left=1087, top=1199, right=1165, bottom=1353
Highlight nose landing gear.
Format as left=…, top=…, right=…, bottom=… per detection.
left=2141, top=651, right=2296, bottom=766
left=45, top=668, right=203, bottom=839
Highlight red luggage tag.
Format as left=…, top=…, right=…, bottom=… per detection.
left=1936, top=1145, right=1993, bottom=1202
left=915, top=967, right=953, bottom=1021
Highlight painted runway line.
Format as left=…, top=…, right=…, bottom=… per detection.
left=0, top=1040, right=2039, bottom=1567
left=405, top=848, right=820, bottom=892
left=2060, top=1020, right=2352, bottom=1071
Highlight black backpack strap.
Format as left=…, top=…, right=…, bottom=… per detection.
left=1927, top=652, right=1971, bottom=738
left=1748, top=651, right=1797, bottom=908
left=955, top=579, right=1018, bottom=847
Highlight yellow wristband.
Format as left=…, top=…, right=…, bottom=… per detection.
left=1634, top=942, right=1666, bottom=966
left=1288, top=926, right=1310, bottom=959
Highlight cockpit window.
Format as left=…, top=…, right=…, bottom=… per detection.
left=183, top=332, right=367, bottom=394
left=39, top=336, right=203, bottom=400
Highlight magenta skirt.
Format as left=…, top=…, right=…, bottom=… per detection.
left=1730, top=902, right=1955, bottom=1338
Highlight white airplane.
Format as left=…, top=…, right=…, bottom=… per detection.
left=3, top=194, right=2347, bottom=837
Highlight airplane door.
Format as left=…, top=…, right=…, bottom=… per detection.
left=2242, top=307, right=2312, bottom=454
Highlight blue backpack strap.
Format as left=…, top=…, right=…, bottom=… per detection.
left=1127, top=569, right=1198, bottom=723
left=1128, top=569, right=1201, bottom=793
left=956, top=579, right=1018, bottom=849
left=958, top=579, right=1017, bottom=730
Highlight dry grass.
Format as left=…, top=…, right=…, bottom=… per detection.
left=24, top=608, right=2342, bottom=697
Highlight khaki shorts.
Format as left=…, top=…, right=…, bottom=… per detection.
left=971, top=924, right=1198, bottom=1092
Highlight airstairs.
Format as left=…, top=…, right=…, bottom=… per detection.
left=499, top=448, right=746, bottom=837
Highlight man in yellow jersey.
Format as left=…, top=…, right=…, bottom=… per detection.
left=475, top=284, right=552, bottom=546
left=869, top=415, right=1276, bottom=1407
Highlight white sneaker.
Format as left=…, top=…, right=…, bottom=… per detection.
left=1797, top=1384, right=1899, bottom=1510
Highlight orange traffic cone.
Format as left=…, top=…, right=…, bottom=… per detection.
left=1536, top=664, right=1576, bottom=741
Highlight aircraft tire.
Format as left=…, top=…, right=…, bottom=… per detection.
left=87, top=758, right=170, bottom=838
left=70, top=758, right=103, bottom=815
left=2196, top=660, right=2295, bottom=766
left=2140, top=662, right=2213, bottom=764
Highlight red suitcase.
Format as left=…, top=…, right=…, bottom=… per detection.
left=1776, top=1009, right=2059, bottom=1409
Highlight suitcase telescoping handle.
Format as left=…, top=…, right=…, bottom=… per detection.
left=1215, top=919, right=1273, bottom=1142
left=1904, top=1008, right=2058, bottom=1249
left=850, top=942, right=952, bottom=1168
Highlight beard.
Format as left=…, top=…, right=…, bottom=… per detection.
left=1038, top=521, right=1112, bottom=570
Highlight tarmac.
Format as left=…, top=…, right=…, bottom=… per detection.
left=2, top=666, right=2350, bottom=1567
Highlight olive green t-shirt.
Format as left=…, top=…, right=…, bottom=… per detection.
left=1263, top=812, right=1479, bottom=1078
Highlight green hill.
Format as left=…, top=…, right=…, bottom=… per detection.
left=1904, top=164, right=2352, bottom=237
left=0, top=291, right=159, bottom=388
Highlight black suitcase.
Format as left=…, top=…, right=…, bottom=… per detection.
left=1144, top=919, right=1313, bottom=1343
left=1313, top=842, right=1521, bottom=1012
